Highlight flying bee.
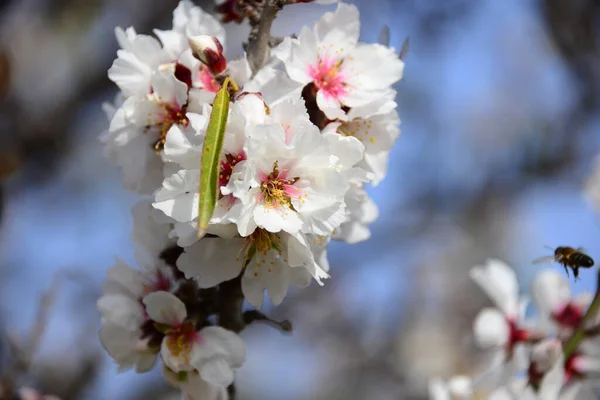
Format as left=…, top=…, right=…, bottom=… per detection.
left=532, top=246, right=594, bottom=281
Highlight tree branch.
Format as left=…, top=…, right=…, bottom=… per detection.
left=217, top=276, right=245, bottom=333
left=246, top=0, right=287, bottom=74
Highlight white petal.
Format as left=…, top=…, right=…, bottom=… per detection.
left=177, top=238, right=243, bottom=287
left=143, top=291, right=187, bottom=325
left=315, top=3, right=360, bottom=52
left=154, top=169, right=200, bottom=223
left=97, top=294, right=144, bottom=331
left=531, top=269, right=571, bottom=316
left=108, top=50, right=152, bottom=97
left=343, top=43, right=404, bottom=90
left=316, top=88, right=346, bottom=120
left=253, top=204, right=303, bottom=234
left=152, top=69, right=189, bottom=107
left=470, top=259, right=519, bottom=316
left=199, top=358, right=234, bottom=388
left=428, top=379, right=450, bottom=400
left=163, top=113, right=206, bottom=169
left=102, top=258, right=143, bottom=298
left=473, top=308, right=509, bottom=348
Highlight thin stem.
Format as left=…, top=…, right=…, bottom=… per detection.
left=217, top=276, right=245, bottom=333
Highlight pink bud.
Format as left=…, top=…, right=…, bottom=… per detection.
left=188, top=35, right=227, bottom=75
left=215, top=0, right=244, bottom=23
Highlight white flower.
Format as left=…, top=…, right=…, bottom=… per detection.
left=274, top=2, right=404, bottom=120
left=153, top=96, right=255, bottom=240
left=143, top=291, right=245, bottom=387
left=228, top=98, right=365, bottom=237
left=530, top=270, right=588, bottom=337
left=97, top=253, right=177, bottom=373
left=470, top=260, right=530, bottom=387
left=100, top=95, right=164, bottom=193
left=177, top=228, right=329, bottom=308
left=470, top=259, right=522, bottom=319
left=108, top=27, right=171, bottom=97
left=322, top=94, right=400, bottom=184
left=155, top=0, right=225, bottom=62
left=332, top=183, right=378, bottom=244
left=103, top=68, right=210, bottom=193
left=428, top=376, right=472, bottom=400
left=488, top=347, right=568, bottom=400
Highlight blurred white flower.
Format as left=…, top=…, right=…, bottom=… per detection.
left=428, top=375, right=472, bottom=400
left=530, top=270, right=593, bottom=338
left=470, top=260, right=531, bottom=387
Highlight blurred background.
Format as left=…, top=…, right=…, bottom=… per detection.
left=1, top=0, right=600, bottom=398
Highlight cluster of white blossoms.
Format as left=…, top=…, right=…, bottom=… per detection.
left=430, top=259, right=600, bottom=400
left=97, top=0, right=403, bottom=398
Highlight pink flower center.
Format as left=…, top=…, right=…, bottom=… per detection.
left=257, top=161, right=301, bottom=209
left=219, top=152, right=246, bottom=192
left=198, top=65, right=221, bottom=93
left=552, top=303, right=583, bottom=329
left=165, top=320, right=201, bottom=362
left=506, top=318, right=529, bottom=358
left=308, top=57, right=347, bottom=100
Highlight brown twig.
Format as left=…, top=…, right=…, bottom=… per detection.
left=0, top=275, right=62, bottom=399
left=246, top=0, right=289, bottom=75
left=217, top=276, right=246, bottom=333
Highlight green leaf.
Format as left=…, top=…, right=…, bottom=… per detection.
left=197, top=78, right=238, bottom=239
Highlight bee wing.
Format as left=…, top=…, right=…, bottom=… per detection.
left=576, top=247, right=587, bottom=253
left=532, top=255, right=556, bottom=265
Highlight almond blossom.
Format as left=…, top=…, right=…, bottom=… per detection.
left=322, top=93, right=401, bottom=184
left=228, top=100, right=365, bottom=237
left=97, top=257, right=174, bottom=373
left=143, top=291, right=246, bottom=387
left=177, top=228, right=329, bottom=308
left=98, top=0, right=406, bottom=397
left=469, top=259, right=532, bottom=388
left=274, top=2, right=404, bottom=120
left=108, top=0, right=224, bottom=98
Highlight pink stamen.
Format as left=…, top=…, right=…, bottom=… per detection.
left=308, top=56, right=348, bottom=100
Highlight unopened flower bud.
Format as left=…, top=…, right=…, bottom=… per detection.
left=530, top=339, right=562, bottom=377
left=188, top=35, right=227, bottom=75
left=215, top=0, right=244, bottom=23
